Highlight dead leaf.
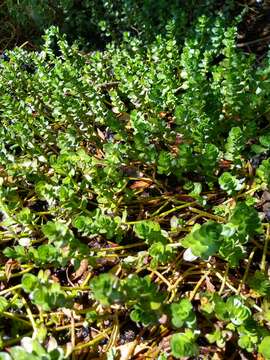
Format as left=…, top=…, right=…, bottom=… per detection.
left=118, top=341, right=137, bottom=360
left=5, top=259, right=19, bottom=281
left=205, top=275, right=216, bottom=292
left=158, top=314, right=168, bottom=325
left=96, top=148, right=104, bottom=159
left=130, top=180, right=153, bottom=190
left=72, top=259, right=88, bottom=281
left=97, top=128, right=105, bottom=140
left=159, top=112, right=168, bottom=118
left=260, top=191, right=270, bottom=220
left=262, top=191, right=270, bottom=202
left=219, top=159, right=233, bottom=169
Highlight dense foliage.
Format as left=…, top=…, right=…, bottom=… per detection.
left=1, top=0, right=234, bottom=49
left=1, top=6, right=270, bottom=360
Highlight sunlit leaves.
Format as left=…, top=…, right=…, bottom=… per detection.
left=73, top=209, right=124, bottom=242
left=247, top=271, right=270, bottom=296
left=170, top=299, right=196, bottom=328
left=218, top=172, right=243, bottom=196
left=259, top=336, right=270, bottom=360
left=227, top=202, right=262, bottom=241
left=134, top=221, right=168, bottom=245
left=182, top=221, right=223, bottom=259
left=21, top=272, right=69, bottom=311
left=90, top=273, right=122, bottom=306
left=0, top=10, right=270, bottom=359
left=257, top=158, right=270, bottom=185
left=170, top=330, right=199, bottom=359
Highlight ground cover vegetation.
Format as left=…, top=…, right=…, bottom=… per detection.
left=0, top=0, right=232, bottom=49
left=1, top=1, right=270, bottom=359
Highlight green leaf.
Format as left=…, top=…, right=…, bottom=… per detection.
left=218, top=172, right=243, bottom=195
left=37, top=244, right=58, bottom=264
left=134, top=221, right=167, bottom=244
left=130, top=306, right=158, bottom=326
left=157, top=151, right=175, bottom=175
left=228, top=202, right=261, bottom=241
left=218, top=237, right=245, bottom=267
left=8, top=346, right=38, bottom=360
left=73, top=210, right=123, bottom=242
left=225, top=127, right=245, bottom=161
left=157, top=353, right=168, bottom=360
left=31, top=287, right=51, bottom=311
left=170, top=298, right=196, bottom=328
left=42, top=221, right=74, bottom=247
left=247, top=271, right=270, bottom=296
left=259, top=336, right=270, bottom=360
left=21, top=337, right=47, bottom=356
left=122, top=275, right=164, bottom=304
left=226, top=296, right=251, bottom=325
left=238, top=330, right=258, bottom=353
left=170, top=330, right=198, bottom=359
left=149, top=242, right=174, bottom=265
left=0, top=297, right=8, bottom=313
left=259, top=133, right=270, bottom=148
left=21, top=274, right=38, bottom=293
left=90, top=274, right=122, bottom=306
left=0, top=353, right=12, bottom=360
left=107, top=347, right=119, bottom=360
left=85, top=310, right=98, bottom=324
left=206, top=329, right=226, bottom=348
left=182, top=221, right=222, bottom=259
left=257, top=158, right=270, bottom=185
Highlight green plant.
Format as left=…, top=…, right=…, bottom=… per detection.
left=182, top=221, right=223, bottom=260
left=170, top=330, right=199, bottom=358
left=259, top=336, right=270, bottom=360
left=21, top=272, right=69, bottom=311
left=2, top=0, right=233, bottom=49
left=218, top=172, right=244, bottom=195
left=0, top=337, right=64, bottom=360
left=1, top=8, right=270, bottom=358
left=170, top=299, right=196, bottom=328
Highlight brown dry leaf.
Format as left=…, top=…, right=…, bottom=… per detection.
left=159, top=334, right=171, bottom=353
left=205, top=275, right=216, bottom=292
left=212, top=353, right=223, bottom=360
left=219, top=159, right=233, bottom=169
left=5, top=259, right=19, bottom=281
left=72, top=259, right=88, bottom=281
left=130, top=180, right=153, bottom=190
left=117, top=341, right=138, bottom=360
left=262, top=191, right=270, bottom=201
left=262, top=191, right=270, bottom=217
left=51, top=275, right=60, bottom=283
left=97, top=128, right=106, bottom=140
left=158, top=314, right=168, bottom=325
left=96, top=148, right=104, bottom=159
left=159, top=112, right=168, bottom=118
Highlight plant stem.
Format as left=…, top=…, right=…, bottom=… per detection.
left=21, top=296, right=38, bottom=331
left=155, top=201, right=197, bottom=219
left=0, top=284, right=22, bottom=296
left=189, top=270, right=211, bottom=300
left=189, top=207, right=225, bottom=222
left=96, top=242, right=146, bottom=252
left=238, top=247, right=256, bottom=294
left=2, top=311, right=32, bottom=327
left=261, top=224, right=270, bottom=272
